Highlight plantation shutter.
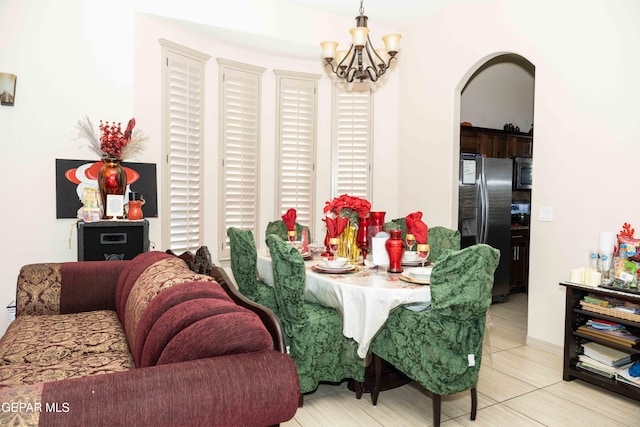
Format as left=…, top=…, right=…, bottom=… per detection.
left=161, top=40, right=210, bottom=253
left=332, top=86, right=372, bottom=199
left=218, top=59, right=265, bottom=258
left=274, top=70, right=320, bottom=233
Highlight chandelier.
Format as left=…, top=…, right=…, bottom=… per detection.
left=320, top=0, right=401, bottom=83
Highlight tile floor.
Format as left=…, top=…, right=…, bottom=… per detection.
left=282, top=292, right=640, bottom=426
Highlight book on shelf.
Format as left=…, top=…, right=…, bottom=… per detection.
left=577, top=325, right=640, bottom=347
left=577, top=356, right=633, bottom=378
left=577, top=360, right=616, bottom=378
left=582, top=342, right=636, bottom=367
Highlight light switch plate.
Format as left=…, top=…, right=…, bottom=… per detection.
left=539, top=207, right=553, bottom=222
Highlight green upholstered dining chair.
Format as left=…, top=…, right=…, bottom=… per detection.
left=265, top=220, right=311, bottom=243
left=370, top=244, right=499, bottom=426
left=227, top=227, right=279, bottom=315
left=265, top=234, right=365, bottom=400
left=427, top=226, right=461, bottom=262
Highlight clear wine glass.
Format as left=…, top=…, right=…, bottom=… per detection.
left=405, top=233, right=416, bottom=252
left=417, top=243, right=430, bottom=267
left=329, top=237, right=340, bottom=260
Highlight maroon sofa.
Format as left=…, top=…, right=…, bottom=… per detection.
left=0, top=248, right=299, bottom=426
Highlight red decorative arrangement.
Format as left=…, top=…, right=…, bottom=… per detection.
left=99, top=118, right=136, bottom=159
left=620, top=223, right=635, bottom=238
left=323, top=194, right=372, bottom=259
left=96, top=118, right=136, bottom=218
left=324, top=194, right=371, bottom=223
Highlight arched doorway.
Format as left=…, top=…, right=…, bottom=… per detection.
left=456, top=53, right=535, bottom=303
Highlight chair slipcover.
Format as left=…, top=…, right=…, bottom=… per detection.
left=227, top=228, right=279, bottom=314
left=427, top=226, right=461, bottom=262
left=265, top=234, right=364, bottom=394
left=265, top=220, right=311, bottom=243
left=370, top=244, right=499, bottom=422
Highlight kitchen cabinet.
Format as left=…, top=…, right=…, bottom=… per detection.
left=510, top=227, right=529, bottom=293
left=560, top=282, right=640, bottom=401
left=460, top=125, right=532, bottom=158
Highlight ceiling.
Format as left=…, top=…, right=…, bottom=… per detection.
left=280, top=0, right=450, bottom=26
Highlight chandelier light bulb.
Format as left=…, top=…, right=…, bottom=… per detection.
left=349, top=27, right=369, bottom=49
left=382, top=34, right=402, bottom=55
left=320, top=41, right=339, bottom=62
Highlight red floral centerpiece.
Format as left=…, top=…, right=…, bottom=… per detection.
left=323, top=194, right=371, bottom=262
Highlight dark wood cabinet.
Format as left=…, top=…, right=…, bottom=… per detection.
left=460, top=125, right=532, bottom=158
left=510, top=228, right=529, bottom=293
left=560, top=282, right=640, bottom=401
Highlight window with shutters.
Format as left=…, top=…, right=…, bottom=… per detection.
left=274, top=70, right=320, bottom=235
left=332, top=85, right=373, bottom=200
left=218, top=59, right=265, bottom=259
left=160, top=40, right=210, bottom=253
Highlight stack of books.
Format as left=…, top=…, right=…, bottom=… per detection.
left=578, top=342, right=637, bottom=378
left=577, top=319, right=640, bottom=348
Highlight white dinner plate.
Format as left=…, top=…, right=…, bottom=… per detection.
left=406, top=267, right=433, bottom=279
left=312, top=263, right=357, bottom=274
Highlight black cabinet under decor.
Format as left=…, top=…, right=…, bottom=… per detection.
left=77, top=220, right=149, bottom=261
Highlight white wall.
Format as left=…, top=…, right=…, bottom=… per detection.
left=0, top=0, right=136, bottom=334
left=397, top=0, right=640, bottom=350
left=461, top=57, right=535, bottom=131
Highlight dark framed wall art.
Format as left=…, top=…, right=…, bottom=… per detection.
left=55, top=159, right=158, bottom=219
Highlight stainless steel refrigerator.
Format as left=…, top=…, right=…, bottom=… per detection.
left=458, top=155, right=512, bottom=301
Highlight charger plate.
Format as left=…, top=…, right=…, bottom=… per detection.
left=399, top=273, right=430, bottom=285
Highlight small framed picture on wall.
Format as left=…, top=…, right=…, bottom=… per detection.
left=0, top=73, right=17, bottom=106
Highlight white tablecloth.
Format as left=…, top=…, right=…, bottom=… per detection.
left=257, top=253, right=431, bottom=358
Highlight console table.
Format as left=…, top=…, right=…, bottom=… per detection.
left=77, top=220, right=149, bottom=261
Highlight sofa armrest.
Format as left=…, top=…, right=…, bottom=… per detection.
left=28, top=351, right=299, bottom=427
left=16, top=261, right=127, bottom=316
left=167, top=247, right=288, bottom=354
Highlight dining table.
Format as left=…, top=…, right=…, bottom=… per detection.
left=256, top=251, right=432, bottom=359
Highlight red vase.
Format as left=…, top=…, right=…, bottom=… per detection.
left=98, top=158, right=127, bottom=219
left=385, top=229, right=406, bottom=273
left=369, top=211, right=386, bottom=241
left=127, top=201, right=143, bottom=220
left=356, top=215, right=370, bottom=265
